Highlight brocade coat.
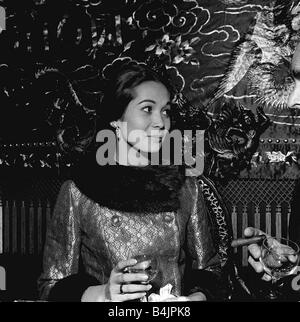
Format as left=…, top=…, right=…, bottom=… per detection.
left=38, top=166, right=222, bottom=301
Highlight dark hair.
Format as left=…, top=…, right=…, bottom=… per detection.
left=98, top=61, right=176, bottom=130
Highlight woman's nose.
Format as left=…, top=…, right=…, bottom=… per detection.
left=288, top=80, right=300, bottom=108
left=151, top=111, right=164, bottom=128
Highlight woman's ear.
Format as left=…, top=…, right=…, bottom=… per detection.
left=110, top=120, right=121, bottom=139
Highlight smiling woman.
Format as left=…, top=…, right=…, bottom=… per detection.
left=95, top=60, right=179, bottom=167
left=37, top=58, right=229, bottom=302
left=113, top=80, right=171, bottom=164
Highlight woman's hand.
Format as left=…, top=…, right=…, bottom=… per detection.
left=81, top=258, right=152, bottom=302
left=105, top=258, right=152, bottom=301
left=244, top=227, right=271, bottom=281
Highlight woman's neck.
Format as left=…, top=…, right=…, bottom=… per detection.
left=114, top=136, right=150, bottom=166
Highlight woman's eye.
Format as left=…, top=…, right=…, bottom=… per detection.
left=162, top=109, right=171, bottom=116
left=142, top=106, right=152, bottom=113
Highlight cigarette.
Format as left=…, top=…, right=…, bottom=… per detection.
left=231, top=235, right=266, bottom=248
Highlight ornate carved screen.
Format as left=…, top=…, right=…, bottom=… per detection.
left=218, top=179, right=296, bottom=266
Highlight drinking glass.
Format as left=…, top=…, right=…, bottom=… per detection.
left=125, top=254, right=159, bottom=301
left=260, top=236, right=299, bottom=300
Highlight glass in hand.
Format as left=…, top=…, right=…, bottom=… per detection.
left=260, top=236, right=299, bottom=300
left=125, top=254, right=159, bottom=301
left=125, top=254, right=158, bottom=282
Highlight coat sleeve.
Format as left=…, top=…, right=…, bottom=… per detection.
left=37, top=180, right=98, bottom=301
left=183, top=178, right=227, bottom=300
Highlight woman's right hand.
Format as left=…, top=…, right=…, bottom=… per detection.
left=82, top=258, right=152, bottom=302
left=105, top=258, right=152, bottom=301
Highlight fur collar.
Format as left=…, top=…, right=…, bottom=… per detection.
left=72, top=154, right=186, bottom=212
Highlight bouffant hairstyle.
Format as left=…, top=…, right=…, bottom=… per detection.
left=98, top=60, right=177, bottom=130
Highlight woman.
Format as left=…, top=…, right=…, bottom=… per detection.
left=37, top=59, right=225, bottom=302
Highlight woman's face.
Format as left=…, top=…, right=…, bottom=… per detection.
left=117, top=80, right=171, bottom=154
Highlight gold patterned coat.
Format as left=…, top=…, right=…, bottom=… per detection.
left=38, top=173, right=222, bottom=301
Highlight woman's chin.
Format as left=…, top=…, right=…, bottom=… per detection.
left=130, top=141, right=161, bottom=154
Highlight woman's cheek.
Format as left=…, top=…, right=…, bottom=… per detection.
left=165, top=117, right=171, bottom=131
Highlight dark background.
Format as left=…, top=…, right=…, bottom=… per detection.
left=0, top=0, right=299, bottom=300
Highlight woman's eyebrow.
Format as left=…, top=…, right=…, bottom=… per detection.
left=138, top=99, right=156, bottom=104
left=137, top=99, right=172, bottom=107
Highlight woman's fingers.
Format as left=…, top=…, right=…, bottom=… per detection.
left=114, top=259, right=137, bottom=272
left=107, top=258, right=159, bottom=302
left=121, top=283, right=152, bottom=294
left=115, top=272, right=149, bottom=284
left=107, top=258, right=156, bottom=302
left=131, top=260, right=151, bottom=270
